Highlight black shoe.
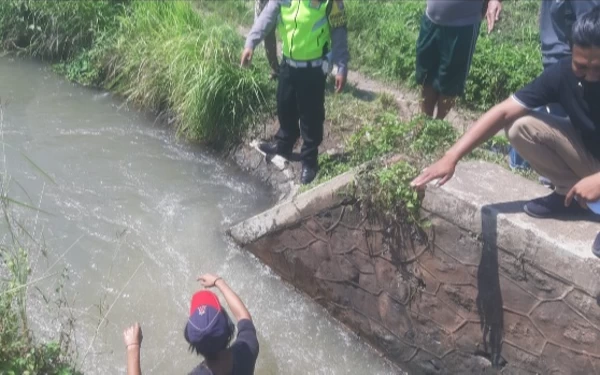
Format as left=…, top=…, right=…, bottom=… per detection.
left=300, top=164, right=318, bottom=185
left=523, top=192, right=588, bottom=218
left=593, top=233, right=600, bottom=258
left=258, top=141, right=290, bottom=159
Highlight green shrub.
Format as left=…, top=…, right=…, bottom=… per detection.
left=1, top=250, right=80, bottom=375
left=102, top=1, right=273, bottom=149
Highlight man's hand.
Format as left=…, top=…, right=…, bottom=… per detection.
left=335, top=74, right=346, bottom=93
left=486, top=0, right=502, bottom=33
left=123, top=323, right=143, bottom=348
left=565, top=173, right=600, bottom=208
left=197, top=273, right=222, bottom=288
left=240, top=48, right=253, bottom=67
left=410, top=155, right=458, bottom=190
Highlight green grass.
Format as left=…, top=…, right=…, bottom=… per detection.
left=0, top=0, right=125, bottom=61
left=103, top=1, right=274, bottom=148
left=194, top=0, right=253, bottom=25
left=1, top=250, right=80, bottom=375
left=345, top=0, right=542, bottom=111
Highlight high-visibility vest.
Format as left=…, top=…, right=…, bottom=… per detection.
left=278, top=0, right=332, bottom=61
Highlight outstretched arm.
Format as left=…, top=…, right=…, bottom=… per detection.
left=242, top=1, right=281, bottom=67
left=328, top=0, right=350, bottom=92
left=198, top=274, right=252, bottom=322
left=410, top=98, right=528, bottom=189
left=245, top=0, right=281, bottom=52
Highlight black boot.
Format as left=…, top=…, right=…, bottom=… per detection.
left=300, top=163, right=319, bottom=185
left=258, top=141, right=290, bottom=159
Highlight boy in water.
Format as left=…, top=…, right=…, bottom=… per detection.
left=123, top=274, right=259, bottom=375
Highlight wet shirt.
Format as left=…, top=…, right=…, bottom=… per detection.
left=189, top=319, right=259, bottom=375
left=425, top=0, right=486, bottom=26
left=512, top=58, right=600, bottom=161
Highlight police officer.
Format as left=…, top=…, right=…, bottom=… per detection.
left=241, top=0, right=350, bottom=184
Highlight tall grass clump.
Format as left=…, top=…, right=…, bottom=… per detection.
left=105, top=1, right=273, bottom=149
left=0, top=0, right=125, bottom=60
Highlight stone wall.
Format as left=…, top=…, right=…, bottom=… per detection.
left=229, top=162, right=600, bottom=375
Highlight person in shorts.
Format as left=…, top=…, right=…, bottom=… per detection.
left=415, top=0, right=502, bottom=120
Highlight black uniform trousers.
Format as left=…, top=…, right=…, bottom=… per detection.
left=275, top=60, right=327, bottom=168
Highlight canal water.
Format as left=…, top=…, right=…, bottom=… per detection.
left=0, top=57, right=401, bottom=374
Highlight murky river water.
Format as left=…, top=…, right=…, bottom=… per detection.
left=0, top=57, right=401, bottom=374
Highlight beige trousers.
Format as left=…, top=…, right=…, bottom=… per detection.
left=506, top=113, right=600, bottom=195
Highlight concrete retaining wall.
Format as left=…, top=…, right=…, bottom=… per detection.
left=228, top=161, right=600, bottom=375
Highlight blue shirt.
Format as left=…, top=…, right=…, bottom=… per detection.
left=189, top=319, right=260, bottom=375
left=540, top=0, right=600, bottom=67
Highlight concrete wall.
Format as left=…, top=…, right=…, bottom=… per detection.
left=229, top=161, right=600, bottom=375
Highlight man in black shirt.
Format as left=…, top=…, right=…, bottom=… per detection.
left=121, top=275, right=259, bottom=375
left=411, top=7, right=600, bottom=256
left=186, top=274, right=259, bottom=375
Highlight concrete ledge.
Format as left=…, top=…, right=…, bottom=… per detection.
left=228, top=171, right=354, bottom=246
left=425, top=161, right=600, bottom=295
left=228, top=159, right=600, bottom=374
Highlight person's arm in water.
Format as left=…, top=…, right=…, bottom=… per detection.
left=198, top=274, right=252, bottom=321
left=410, top=98, right=528, bottom=189
left=241, top=0, right=281, bottom=67
left=123, top=323, right=143, bottom=375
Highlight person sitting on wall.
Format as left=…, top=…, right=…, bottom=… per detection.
left=508, top=0, right=600, bottom=190
left=122, top=274, right=259, bottom=375
left=410, top=6, right=600, bottom=256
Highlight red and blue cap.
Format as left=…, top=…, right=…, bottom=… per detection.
left=185, top=290, right=233, bottom=354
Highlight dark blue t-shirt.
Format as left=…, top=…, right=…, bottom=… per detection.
left=512, top=57, right=600, bottom=161
left=189, top=319, right=259, bottom=375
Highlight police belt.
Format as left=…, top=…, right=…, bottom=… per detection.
left=283, top=56, right=324, bottom=68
